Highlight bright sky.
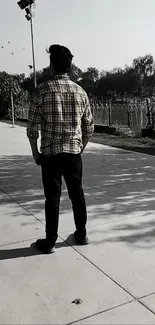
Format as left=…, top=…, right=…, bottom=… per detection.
left=0, top=0, right=155, bottom=76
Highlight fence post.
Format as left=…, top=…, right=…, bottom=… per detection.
left=140, top=102, right=143, bottom=129
left=108, top=101, right=111, bottom=126
left=146, top=98, right=151, bottom=129
left=127, top=111, right=130, bottom=128
left=11, top=89, right=15, bottom=128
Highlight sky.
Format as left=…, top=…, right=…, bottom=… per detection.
left=0, top=0, right=155, bottom=76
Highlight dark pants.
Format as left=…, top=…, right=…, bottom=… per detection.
left=41, top=153, right=87, bottom=244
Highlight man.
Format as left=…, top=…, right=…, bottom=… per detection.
left=27, top=44, right=94, bottom=254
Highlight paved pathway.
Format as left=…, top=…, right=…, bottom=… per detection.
left=1, top=122, right=155, bottom=324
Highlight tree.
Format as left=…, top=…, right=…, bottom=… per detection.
left=2, top=53, right=155, bottom=113
left=95, top=69, right=126, bottom=100
left=133, top=55, right=154, bottom=76
left=0, top=71, right=28, bottom=118
left=123, top=67, right=137, bottom=96
left=94, top=56, right=155, bottom=99
left=77, top=67, right=99, bottom=96
left=82, top=67, right=99, bottom=82
left=22, top=64, right=83, bottom=94
left=70, top=64, right=83, bottom=82
left=132, top=55, right=154, bottom=95
left=22, top=70, right=44, bottom=95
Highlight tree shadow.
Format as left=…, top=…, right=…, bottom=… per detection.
left=1, top=144, right=155, bottom=248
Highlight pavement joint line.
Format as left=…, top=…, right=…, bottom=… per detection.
left=0, top=186, right=45, bottom=226
left=137, top=291, right=155, bottom=300
left=66, top=300, right=135, bottom=325
left=136, top=298, right=155, bottom=318
left=59, top=233, right=155, bottom=319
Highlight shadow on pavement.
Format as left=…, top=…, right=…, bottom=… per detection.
left=0, top=240, right=69, bottom=261
left=1, top=145, right=155, bottom=248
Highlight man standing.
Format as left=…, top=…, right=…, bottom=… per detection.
left=27, top=45, right=94, bottom=254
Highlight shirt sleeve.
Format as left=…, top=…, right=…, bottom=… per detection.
left=27, top=88, right=41, bottom=139
left=81, top=93, right=94, bottom=140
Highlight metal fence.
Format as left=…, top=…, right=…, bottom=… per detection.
left=17, top=98, right=153, bottom=131
left=90, top=99, right=149, bottom=131
left=16, top=106, right=29, bottom=120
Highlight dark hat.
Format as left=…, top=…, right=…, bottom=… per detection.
left=49, top=44, right=73, bottom=73
left=49, top=44, right=73, bottom=60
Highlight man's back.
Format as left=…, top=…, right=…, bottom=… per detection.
left=27, top=74, right=94, bottom=156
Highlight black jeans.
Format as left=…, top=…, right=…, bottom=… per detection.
left=41, top=153, right=87, bottom=244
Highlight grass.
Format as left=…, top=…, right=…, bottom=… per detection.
left=91, top=132, right=155, bottom=155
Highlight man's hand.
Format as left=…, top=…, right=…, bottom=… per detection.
left=33, top=152, right=42, bottom=166
left=81, top=138, right=89, bottom=154
left=28, top=138, right=41, bottom=166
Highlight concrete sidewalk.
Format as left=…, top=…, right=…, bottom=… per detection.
left=1, top=122, right=155, bottom=324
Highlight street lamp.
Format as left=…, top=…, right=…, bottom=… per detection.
left=17, top=0, right=37, bottom=88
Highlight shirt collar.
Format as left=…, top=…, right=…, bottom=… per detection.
left=53, top=74, right=70, bottom=80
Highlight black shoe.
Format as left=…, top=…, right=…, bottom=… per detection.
left=35, top=239, right=55, bottom=254
left=74, top=231, right=89, bottom=245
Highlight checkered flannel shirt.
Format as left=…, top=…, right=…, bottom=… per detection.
left=27, top=74, right=94, bottom=156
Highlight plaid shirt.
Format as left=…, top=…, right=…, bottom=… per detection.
left=27, top=75, right=94, bottom=156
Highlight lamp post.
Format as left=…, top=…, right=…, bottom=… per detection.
left=17, top=0, right=37, bottom=88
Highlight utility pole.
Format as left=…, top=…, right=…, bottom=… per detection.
left=29, top=5, right=37, bottom=88
left=11, top=88, right=15, bottom=128
left=17, top=0, right=37, bottom=88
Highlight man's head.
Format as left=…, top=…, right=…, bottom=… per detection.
left=49, top=44, right=73, bottom=74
